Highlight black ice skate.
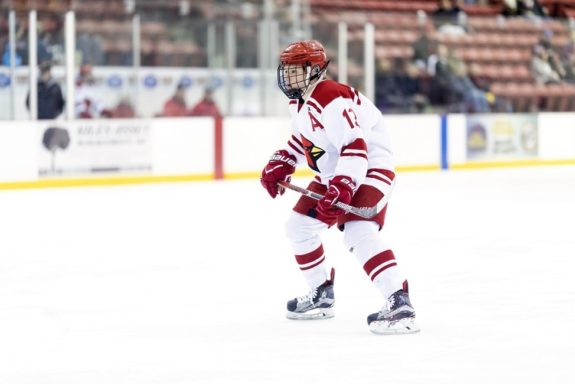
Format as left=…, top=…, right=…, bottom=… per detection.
left=286, top=268, right=335, bottom=320
left=367, top=282, right=419, bottom=335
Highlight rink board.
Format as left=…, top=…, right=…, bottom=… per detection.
left=1, top=113, right=575, bottom=189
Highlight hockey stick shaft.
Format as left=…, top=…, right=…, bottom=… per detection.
left=278, top=180, right=393, bottom=219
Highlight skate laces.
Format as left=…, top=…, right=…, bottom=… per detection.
left=379, top=293, right=396, bottom=315
left=388, top=295, right=396, bottom=310
left=297, top=287, right=319, bottom=304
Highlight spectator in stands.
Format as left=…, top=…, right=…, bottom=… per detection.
left=26, top=61, right=65, bottom=120
left=488, top=92, right=514, bottom=113
left=76, top=31, right=104, bottom=66
left=502, top=0, right=547, bottom=18
left=468, top=63, right=490, bottom=92
left=519, top=0, right=547, bottom=18
left=39, top=13, right=64, bottom=64
left=561, top=35, right=575, bottom=83
left=375, top=58, right=428, bottom=113
left=427, top=44, right=489, bottom=112
left=560, top=31, right=575, bottom=61
left=434, top=0, right=463, bottom=19
left=412, top=23, right=436, bottom=70
left=428, top=44, right=457, bottom=104
left=107, top=96, right=136, bottom=118
left=447, top=61, right=490, bottom=113
left=538, top=29, right=566, bottom=79
left=75, top=64, right=105, bottom=118
left=375, top=58, right=405, bottom=112
left=396, top=60, right=429, bottom=113
left=501, top=0, right=521, bottom=16
left=468, top=64, right=513, bottom=112
left=562, top=53, right=575, bottom=83
left=432, top=0, right=467, bottom=35
left=161, top=82, right=189, bottom=117
left=188, top=86, right=222, bottom=118
left=2, top=17, right=51, bottom=65
left=501, top=0, right=520, bottom=16
left=532, top=44, right=561, bottom=84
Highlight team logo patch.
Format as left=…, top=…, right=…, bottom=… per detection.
left=301, top=135, right=325, bottom=172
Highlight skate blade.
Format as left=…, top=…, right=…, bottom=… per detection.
left=286, top=307, right=334, bottom=320
left=369, top=317, right=420, bottom=335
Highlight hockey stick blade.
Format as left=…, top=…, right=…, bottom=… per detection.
left=278, top=180, right=393, bottom=219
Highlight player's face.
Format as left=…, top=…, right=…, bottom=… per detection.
left=282, top=64, right=306, bottom=90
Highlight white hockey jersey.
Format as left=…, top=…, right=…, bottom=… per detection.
left=284, top=80, right=395, bottom=191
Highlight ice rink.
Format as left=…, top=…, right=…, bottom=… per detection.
left=1, top=166, right=574, bottom=384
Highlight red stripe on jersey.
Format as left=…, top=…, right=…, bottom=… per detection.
left=341, top=139, right=367, bottom=154
left=363, top=250, right=396, bottom=276
left=292, top=135, right=303, bottom=147
left=289, top=100, right=297, bottom=105
left=300, top=256, right=325, bottom=271
left=367, top=174, right=391, bottom=184
left=314, top=176, right=322, bottom=183
left=341, top=139, right=368, bottom=160
left=309, top=80, right=357, bottom=108
left=353, top=89, right=361, bottom=105
left=367, top=168, right=395, bottom=183
left=295, top=245, right=324, bottom=265
left=288, top=141, right=304, bottom=155
left=341, top=153, right=368, bottom=160
left=307, top=99, right=323, bottom=114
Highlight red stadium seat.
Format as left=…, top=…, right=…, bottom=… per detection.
left=141, top=22, right=168, bottom=39
left=460, top=4, right=503, bottom=16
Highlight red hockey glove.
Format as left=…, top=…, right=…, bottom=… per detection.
left=260, top=150, right=297, bottom=198
left=317, top=176, right=356, bottom=218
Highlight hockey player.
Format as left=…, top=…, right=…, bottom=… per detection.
left=260, top=40, right=419, bottom=334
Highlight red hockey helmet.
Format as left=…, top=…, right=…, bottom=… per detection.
left=277, top=40, right=330, bottom=100
left=280, top=40, right=327, bottom=67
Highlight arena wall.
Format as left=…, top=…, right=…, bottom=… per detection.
left=1, top=113, right=574, bottom=189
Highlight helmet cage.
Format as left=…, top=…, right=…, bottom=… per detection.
left=277, top=61, right=329, bottom=100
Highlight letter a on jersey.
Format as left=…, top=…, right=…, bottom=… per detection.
left=308, top=111, right=324, bottom=131
left=301, top=135, right=325, bottom=172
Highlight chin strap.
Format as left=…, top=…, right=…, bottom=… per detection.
left=309, top=60, right=330, bottom=82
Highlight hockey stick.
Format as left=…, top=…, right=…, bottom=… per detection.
left=278, top=180, right=394, bottom=219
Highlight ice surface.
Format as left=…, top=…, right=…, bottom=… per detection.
left=1, top=166, right=574, bottom=383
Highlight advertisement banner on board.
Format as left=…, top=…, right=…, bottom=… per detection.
left=38, top=119, right=152, bottom=177
left=466, top=114, right=538, bottom=161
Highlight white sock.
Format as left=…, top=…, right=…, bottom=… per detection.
left=344, top=221, right=404, bottom=298
left=295, top=244, right=328, bottom=289
left=286, top=212, right=329, bottom=289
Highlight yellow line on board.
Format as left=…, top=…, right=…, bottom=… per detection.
left=450, top=158, right=575, bottom=170
left=2, top=159, right=574, bottom=190
left=223, top=171, right=262, bottom=180
left=396, top=165, right=441, bottom=172
left=0, top=174, right=214, bottom=190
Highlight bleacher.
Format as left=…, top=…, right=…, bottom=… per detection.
left=310, top=0, right=575, bottom=112
left=2, top=0, right=575, bottom=112
left=0, top=0, right=209, bottom=67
